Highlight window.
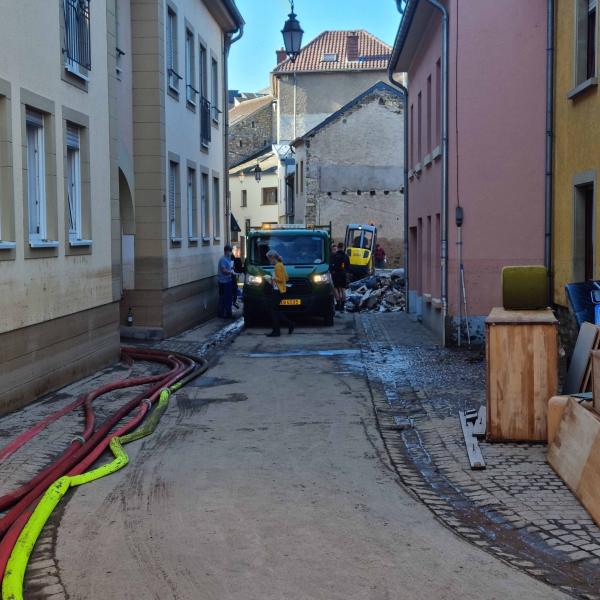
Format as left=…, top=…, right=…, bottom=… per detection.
left=185, top=28, right=197, bottom=106
left=201, top=172, right=210, bottom=240
left=239, top=140, right=243, bottom=148
left=435, top=59, right=441, bottom=145
left=295, top=163, right=299, bottom=194
left=211, top=58, right=219, bottom=122
left=321, top=53, right=338, bottom=62
left=199, top=43, right=210, bottom=146
left=0, top=92, right=14, bottom=248
left=575, top=0, right=598, bottom=85
left=166, top=7, right=181, bottom=94
left=262, top=187, right=277, bottom=205
left=245, top=218, right=251, bottom=233
left=241, top=190, right=247, bottom=207
left=251, top=121, right=256, bottom=129
left=63, top=0, right=91, bottom=78
left=426, top=75, right=432, bottom=155
left=574, top=180, right=595, bottom=281
left=26, top=109, right=47, bottom=242
left=300, top=160, right=304, bottom=193
left=417, top=91, right=422, bottom=163
left=168, top=160, right=181, bottom=241
left=410, top=103, right=414, bottom=169
left=187, top=167, right=197, bottom=240
left=213, top=177, right=220, bottom=239
left=66, top=124, right=82, bottom=242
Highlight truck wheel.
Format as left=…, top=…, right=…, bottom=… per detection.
left=324, top=300, right=335, bottom=326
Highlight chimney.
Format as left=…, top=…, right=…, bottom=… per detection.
left=276, top=48, right=287, bottom=65
left=346, top=32, right=359, bottom=62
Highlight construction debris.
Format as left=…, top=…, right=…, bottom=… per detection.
left=459, top=409, right=486, bottom=470
left=345, top=271, right=406, bottom=313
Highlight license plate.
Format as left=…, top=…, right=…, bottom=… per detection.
left=280, top=299, right=301, bottom=306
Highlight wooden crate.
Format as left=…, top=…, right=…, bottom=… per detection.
left=486, top=307, right=558, bottom=441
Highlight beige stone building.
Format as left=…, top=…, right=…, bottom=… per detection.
left=293, top=82, right=404, bottom=266
left=117, top=0, right=243, bottom=338
left=0, top=0, right=243, bottom=413
left=0, top=0, right=119, bottom=413
left=272, top=31, right=392, bottom=144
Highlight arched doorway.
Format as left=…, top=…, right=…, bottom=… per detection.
left=119, top=169, right=135, bottom=291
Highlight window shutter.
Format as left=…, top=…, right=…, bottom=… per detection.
left=169, top=164, right=176, bottom=236
left=66, top=124, right=80, bottom=149
left=26, top=109, right=43, bottom=128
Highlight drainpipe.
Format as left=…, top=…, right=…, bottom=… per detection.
left=425, top=0, right=449, bottom=346
left=223, top=23, right=244, bottom=245
left=386, top=72, right=409, bottom=313
left=545, top=0, right=555, bottom=304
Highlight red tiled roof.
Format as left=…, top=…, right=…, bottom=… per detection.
left=273, top=30, right=391, bottom=74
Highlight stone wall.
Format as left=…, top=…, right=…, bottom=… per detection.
left=228, top=102, right=274, bottom=165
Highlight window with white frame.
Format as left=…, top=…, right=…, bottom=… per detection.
left=63, top=0, right=91, bottom=79
left=575, top=0, right=598, bottom=85
left=213, top=176, right=220, bottom=239
left=66, top=123, right=82, bottom=242
left=166, top=7, right=181, bottom=93
left=241, top=190, right=247, bottom=207
left=185, top=28, right=197, bottom=106
left=262, top=187, right=277, bottom=205
left=187, top=167, right=198, bottom=240
left=201, top=172, right=210, bottom=240
left=211, top=58, right=219, bottom=122
left=168, top=160, right=181, bottom=241
left=26, top=109, right=47, bottom=242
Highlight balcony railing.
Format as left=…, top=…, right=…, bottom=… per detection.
left=200, top=97, right=211, bottom=146
left=64, top=0, right=91, bottom=71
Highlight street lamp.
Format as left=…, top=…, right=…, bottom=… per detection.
left=281, top=0, right=303, bottom=62
left=253, top=162, right=262, bottom=182
left=238, top=170, right=245, bottom=184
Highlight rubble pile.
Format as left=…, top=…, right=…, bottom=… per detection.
left=345, top=269, right=406, bottom=313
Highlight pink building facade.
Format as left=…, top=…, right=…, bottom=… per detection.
left=390, top=0, right=548, bottom=343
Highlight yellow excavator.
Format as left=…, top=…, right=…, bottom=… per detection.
left=344, top=224, right=377, bottom=281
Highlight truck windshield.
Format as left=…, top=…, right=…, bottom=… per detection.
left=249, top=235, right=325, bottom=266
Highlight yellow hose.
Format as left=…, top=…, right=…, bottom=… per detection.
left=2, top=389, right=172, bottom=600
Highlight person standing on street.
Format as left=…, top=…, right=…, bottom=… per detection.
left=330, top=242, right=350, bottom=311
left=265, top=250, right=294, bottom=337
left=217, top=244, right=234, bottom=318
left=374, top=243, right=386, bottom=269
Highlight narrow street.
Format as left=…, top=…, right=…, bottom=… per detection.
left=3, top=316, right=565, bottom=599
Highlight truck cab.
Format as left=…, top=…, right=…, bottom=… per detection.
left=243, top=225, right=335, bottom=327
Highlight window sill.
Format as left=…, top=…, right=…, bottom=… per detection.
left=69, top=239, right=92, bottom=247
left=186, top=99, right=197, bottom=112
left=0, top=241, right=16, bottom=250
left=167, top=84, right=180, bottom=99
left=423, top=153, right=432, bottom=167
left=64, top=64, right=90, bottom=82
left=408, top=169, right=415, bottom=180
left=188, top=237, right=199, bottom=246
left=567, top=77, right=598, bottom=99
left=30, top=240, right=59, bottom=249
left=211, top=119, right=219, bottom=128
left=432, top=145, right=442, bottom=160
left=170, top=237, right=182, bottom=245
left=414, top=163, right=422, bottom=175
left=423, top=293, right=432, bottom=304
left=432, top=297, right=442, bottom=310
left=202, top=236, right=211, bottom=245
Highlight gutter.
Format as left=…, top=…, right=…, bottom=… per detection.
left=390, top=0, right=449, bottom=345
left=545, top=0, right=554, bottom=304
left=387, top=37, right=410, bottom=313
left=223, top=20, right=244, bottom=244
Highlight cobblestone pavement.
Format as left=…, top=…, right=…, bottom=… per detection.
left=0, top=316, right=243, bottom=600
left=357, top=312, right=600, bottom=599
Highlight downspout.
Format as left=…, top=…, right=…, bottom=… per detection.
left=425, top=0, right=449, bottom=347
left=223, top=24, right=244, bottom=245
left=386, top=71, right=409, bottom=313
left=545, top=0, right=555, bottom=304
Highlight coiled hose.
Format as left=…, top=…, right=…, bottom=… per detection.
left=0, top=347, right=207, bottom=600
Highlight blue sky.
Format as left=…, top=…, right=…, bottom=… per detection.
left=229, top=0, right=401, bottom=92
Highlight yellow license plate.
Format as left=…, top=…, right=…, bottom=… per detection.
left=280, top=299, right=301, bottom=306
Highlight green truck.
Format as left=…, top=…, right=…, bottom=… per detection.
left=243, top=225, right=335, bottom=327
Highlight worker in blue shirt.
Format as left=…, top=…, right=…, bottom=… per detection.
left=217, top=244, right=234, bottom=318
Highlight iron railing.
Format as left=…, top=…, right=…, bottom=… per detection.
left=200, top=97, right=211, bottom=145
left=64, top=0, right=91, bottom=71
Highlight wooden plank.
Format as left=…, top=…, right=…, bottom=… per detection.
left=548, top=398, right=600, bottom=527
left=486, top=315, right=557, bottom=441
left=564, top=322, right=599, bottom=394
left=459, top=411, right=485, bottom=470
left=593, top=350, right=600, bottom=413
left=472, top=406, right=486, bottom=438
left=486, top=307, right=557, bottom=325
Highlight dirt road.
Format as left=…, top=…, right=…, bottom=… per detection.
left=54, top=317, right=567, bottom=599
